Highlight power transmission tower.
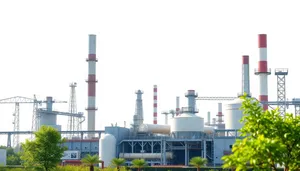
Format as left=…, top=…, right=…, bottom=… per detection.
left=67, top=82, right=80, bottom=137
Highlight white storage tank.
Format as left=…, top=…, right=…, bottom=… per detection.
left=0, top=149, right=6, bottom=166
left=224, top=98, right=244, bottom=130
left=99, top=134, right=116, bottom=167
left=170, top=113, right=204, bottom=132
left=138, top=124, right=170, bottom=134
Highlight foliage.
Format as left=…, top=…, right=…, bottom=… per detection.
left=0, top=146, right=21, bottom=165
left=110, top=158, right=125, bottom=171
left=131, top=159, right=147, bottom=171
left=222, top=95, right=300, bottom=171
left=189, top=157, right=207, bottom=171
left=20, top=126, right=67, bottom=171
left=81, top=154, right=102, bottom=171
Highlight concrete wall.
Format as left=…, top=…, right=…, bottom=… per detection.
left=213, top=138, right=237, bottom=165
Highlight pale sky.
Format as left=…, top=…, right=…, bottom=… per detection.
left=1, top=0, right=300, bottom=146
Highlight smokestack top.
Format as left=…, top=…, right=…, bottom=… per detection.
left=88, top=35, right=96, bottom=54
left=242, top=55, right=249, bottom=64
left=258, top=34, right=267, bottom=48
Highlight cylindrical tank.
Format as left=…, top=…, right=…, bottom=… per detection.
left=138, top=124, right=170, bottom=134
left=99, top=134, right=116, bottom=167
left=224, top=98, right=244, bottom=130
left=119, top=152, right=173, bottom=159
left=204, top=126, right=215, bottom=134
left=170, top=113, right=204, bottom=132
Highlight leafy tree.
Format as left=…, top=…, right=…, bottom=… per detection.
left=111, top=158, right=125, bottom=171
left=189, top=156, right=207, bottom=171
left=131, top=159, right=147, bottom=171
left=222, top=95, right=300, bottom=171
left=81, top=154, right=102, bottom=171
left=20, top=126, right=67, bottom=171
left=7, top=153, right=21, bottom=165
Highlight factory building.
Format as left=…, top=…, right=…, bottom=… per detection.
left=62, top=33, right=264, bottom=166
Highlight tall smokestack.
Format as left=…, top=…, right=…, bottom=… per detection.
left=217, top=103, right=223, bottom=124
left=255, top=34, right=271, bottom=110
left=207, top=111, right=211, bottom=125
left=153, top=85, right=158, bottom=124
left=185, top=90, right=198, bottom=114
left=242, top=55, right=251, bottom=97
left=86, top=34, right=97, bottom=134
left=176, top=96, right=180, bottom=116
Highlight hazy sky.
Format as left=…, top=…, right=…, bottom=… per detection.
left=0, top=0, right=300, bottom=146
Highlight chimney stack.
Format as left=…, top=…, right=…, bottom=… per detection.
left=153, top=85, right=158, bottom=124
left=86, top=34, right=98, bottom=134
left=255, top=34, right=271, bottom=110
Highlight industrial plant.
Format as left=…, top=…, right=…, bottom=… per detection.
left=0, top=34, right=299, bottom=167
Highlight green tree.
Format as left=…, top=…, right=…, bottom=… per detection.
left=111, top=158, right=125, bottom=171
left=131, top=159, right=147, bottom=171
left=7, top=153, right=21, bottom=165
left=189, top=156, right=207, bottom=171
left=20, top=126, right=67, bottom=171
left=81, top=154, right=101, bottom=171
left=222, top=95, right=300, bottom=171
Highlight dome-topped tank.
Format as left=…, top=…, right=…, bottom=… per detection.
left=224, top=98, right=244, bottom=130
left=99, top=134, right=116, bottom=167
left=170, top=113, right=204, bottom=132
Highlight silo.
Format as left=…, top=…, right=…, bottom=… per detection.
left=224, top=98, right=244, bottom=130
left=170, top=113, right=204, bottom=138
left=99, top=134, right=116, bottom=167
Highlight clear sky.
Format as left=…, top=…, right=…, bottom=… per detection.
left=0, top=0, right=300, bottom=146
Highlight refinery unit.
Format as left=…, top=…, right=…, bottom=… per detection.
left=1, top=33, right=300, bottom=167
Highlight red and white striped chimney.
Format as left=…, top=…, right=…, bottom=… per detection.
left=217, top=103, right=223, bottom=124
left=86, top=34, right=98, bottom=132
left=153, top=85, right=158, bottom=124
left=242, top=55, right=250, bottom=96
left=176, top=96, right=180, bottom=116
left=255, top=34, right=271, bottom=110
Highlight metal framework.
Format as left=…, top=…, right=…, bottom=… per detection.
left=196, top=96, right=300, bottom=117
left=0, top=96, right=37, bottom=152
left=12, top=103, right=19, bottom=151
left=275, top=68, right=288, bottom=116
left=0, top=130, right=105, bottom=147
left=119, top=129, right=241, bottom=166
left=68, top=82, right=80, bottom=136
left=0, top=95, right=70, bottom=150
left=196, top=97, right=236, bottom=101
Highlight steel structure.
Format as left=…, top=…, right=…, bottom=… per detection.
left=68, top=82, right=81, bottom=136
left=132, top=90, right=144, bottom=133
left=0, top=130, right=104, bottom=147
left=196, top=97, right=236, bottom=101
left=0, top=96, right=41, bottom=151
left=275, top=68, right=288, bottom=116
left=161, top=110, right=175, bottom=125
